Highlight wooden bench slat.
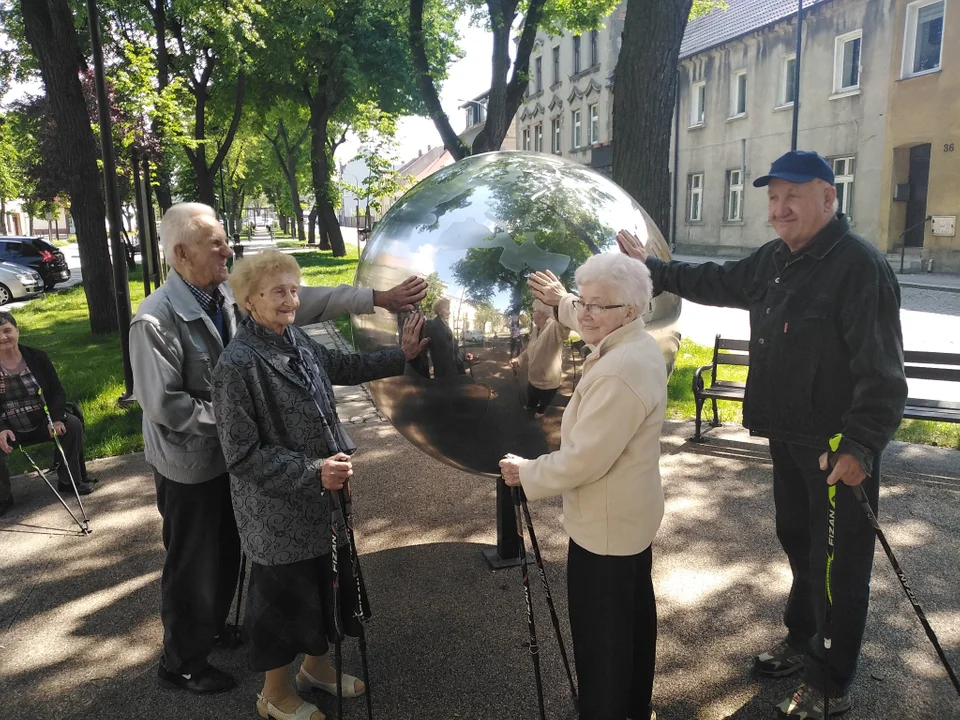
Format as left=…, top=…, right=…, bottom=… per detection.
left=905, top=367, right=960, bottom=382
left=905, top=398, right=960, bottom=411
left=903, top=408, right=960, bottom=422
left=718, top=339, right=750, bottom=351
left=715, top=354, right=750, bottom=367
left=903, top=350, right=960, bottom=365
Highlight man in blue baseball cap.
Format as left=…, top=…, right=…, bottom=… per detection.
left=586, top=150, right=907, bottom=718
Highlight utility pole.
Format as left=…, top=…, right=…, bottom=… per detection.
left=87, top=0, right=134, bottom=404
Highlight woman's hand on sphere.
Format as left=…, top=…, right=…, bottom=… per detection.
left=321, top=453, right=353, bottom=491
left=527, top=270, right=566, bottom=307
left=401, top=313, right=429, bottom=360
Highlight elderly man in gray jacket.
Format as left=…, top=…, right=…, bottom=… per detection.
left=130, top=202, right=424, bottom=695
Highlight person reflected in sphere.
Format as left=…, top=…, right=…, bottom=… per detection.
left=424, top=298, right=473, bottom=378
left=508, top=313, right=523, bottom=358
left=211, top=250, right=427, bottom=720
left=501, top=253, right=667, bottom=720
left=510, top=299, right=569, bottom=418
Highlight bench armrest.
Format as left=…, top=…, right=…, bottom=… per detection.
left=692, top=363, right=715, bottom=396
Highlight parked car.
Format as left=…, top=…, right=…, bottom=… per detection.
left=0, top=262, right=44, bottom=305
left=0, top=236, right=71, bottom=291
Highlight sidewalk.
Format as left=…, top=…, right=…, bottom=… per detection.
left=1, top=322, right=958, bottom=720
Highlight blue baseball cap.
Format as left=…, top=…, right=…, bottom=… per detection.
left=752, top=150, right=835, bottom=188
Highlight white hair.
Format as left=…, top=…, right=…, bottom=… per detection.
left=159, top=203, right=218, bottom=261
left=575, top=253, right=652, bottom=311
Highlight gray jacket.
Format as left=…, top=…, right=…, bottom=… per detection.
left=212, top=320, right=405, bottom=565
left=130, top=274, right=374, bottom=484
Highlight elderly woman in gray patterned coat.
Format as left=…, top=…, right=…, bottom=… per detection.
left=212, top=250, right=426, bottom=720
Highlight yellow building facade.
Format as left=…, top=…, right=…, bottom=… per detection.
left=879, top=0, right=960, bottom=271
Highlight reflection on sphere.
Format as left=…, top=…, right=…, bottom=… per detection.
left=352, top=152, right=681, bottom=477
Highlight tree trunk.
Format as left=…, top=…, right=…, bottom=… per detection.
left=308, top=205, right=318, bottom=245
left=20, top=0, right=119, bottom=334
left=409, top=0, right=469, bottom=160
left=29, top=215, right=35, bottom=234
left=471, top=0, right=547, bottom=155
left=612, top=0, right=692, bottom=236
left=308, top=113, right=345, bottom=256
left=288, top=150, right=306, bottom=242
left=0, top=198, right=7, bottom=233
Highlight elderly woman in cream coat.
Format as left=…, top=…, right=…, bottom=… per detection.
left=500, top=253, right=667, bottom=720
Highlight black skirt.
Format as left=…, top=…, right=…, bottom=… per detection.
left=245, top=551, right=370, bottom=671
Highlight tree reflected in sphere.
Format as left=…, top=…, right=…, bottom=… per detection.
left=353, top=152, right=681, bottom=477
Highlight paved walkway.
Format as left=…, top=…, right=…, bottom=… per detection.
left=1, top=323, right=958, bottom=720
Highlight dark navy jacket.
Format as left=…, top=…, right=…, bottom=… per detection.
left=647, top=215, right=907, bottom=473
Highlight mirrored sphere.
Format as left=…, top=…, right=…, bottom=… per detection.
left=352, top=151, right=681, bottom=477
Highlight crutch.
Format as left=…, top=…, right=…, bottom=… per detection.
left=330, top=489, right=346, bottom=720
left=16, top=443, right=90, bottom=534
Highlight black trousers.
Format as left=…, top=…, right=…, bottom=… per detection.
left=770, top=441, right=879, bottom=695
left=154, top=471, right=241, bottom=674
left=0, top=413, right=86, bottom=503
left=526, top=384, right=559, bottom=414
left=567, top=539, right=657, bottom=720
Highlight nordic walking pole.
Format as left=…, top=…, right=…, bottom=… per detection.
left=17, top=444, right=90, bottom=534
left=518, top=487, right=578, bottom=705
left=330, top=488, right=346, bottom=720
left=341, top=478, right=374, bottom=720
left=37, top=388, right=90, bottom=527
left=822, top=434, right=960, bottom=698
left=512, top=483, right=546, bottom=720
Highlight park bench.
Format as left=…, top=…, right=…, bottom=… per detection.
left=691, top=336, right=960, bottom=442
left=692, top=335, right=749, bottom=442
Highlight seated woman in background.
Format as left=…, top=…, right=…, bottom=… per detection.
left=500, top=253, right=667, bottom=720
left=511, top=298, right=569, bottom=418
left=0, top=310, right=94, bottom=517
left=212, top=250, right=426, bottom=720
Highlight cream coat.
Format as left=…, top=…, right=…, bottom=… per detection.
left=519, top=294, right=667, bottom=556
left=517, top=317, right=569, bottom=390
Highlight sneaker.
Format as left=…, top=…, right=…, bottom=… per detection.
left=755, top=638, right=805, bottom=677
left=777, top=682, right=852, bottom=718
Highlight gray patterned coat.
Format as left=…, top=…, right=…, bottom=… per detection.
left=211, top=320, right=405, bottom=566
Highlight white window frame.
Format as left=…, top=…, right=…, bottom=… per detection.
left=902, top=0, right=945, bottom=78
left=588, top=103, right=599, bottom=145
left=572, top=109, right=582, bottom=150
left=573, top=35, right=582, bottom=74
left=832, top=156, right=856, bottom=219
left=688, top=173, right=704, bottom=222
left=522, top=128, right=531, bottom=151
left=534, top=123, right=543, bottom=152
left=726, top=169, right=743, bottom=221
left=551, top=118, right=562, bottom=154
left=590, top=29, right=599, bottom=67
left=690, top=81, right=706, bottom=127
left=534, top=56, right=543, bottom=93
left=552, top=46, right=560, bottom=85
left=778, top=54, right=797, bottom=107
left=730, top=70, right=747, bottom=118
left=833, top=30, right=863, bottom=93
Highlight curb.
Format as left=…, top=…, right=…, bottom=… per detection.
left=897, top=280, right=960, bottom=294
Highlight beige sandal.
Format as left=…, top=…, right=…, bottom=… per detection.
left=295, top=666, right=366, bottom=698
left=256, top=693, right=324, bottom=720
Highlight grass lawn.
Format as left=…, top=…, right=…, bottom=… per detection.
left=8, top=248, right=957, bottom=474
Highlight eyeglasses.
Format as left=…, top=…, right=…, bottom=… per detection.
left=572, top=300, right=626, bottom=314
